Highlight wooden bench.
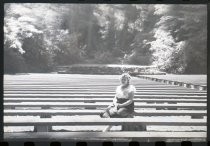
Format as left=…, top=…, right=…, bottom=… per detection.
left=4, top=97, right=207, bottom=103
left=5, top=117, right=206, bottom=126
left=4, top=74, right=207, bottom=141
left=4, top=94, right=207, bottom=99
left=4, top=109, right=207, bottom=117
left=138, top=75, right=207, bottom=91
left=4, top=117, right=207, bottom=141
left=4, top=131, right=206, bottom=142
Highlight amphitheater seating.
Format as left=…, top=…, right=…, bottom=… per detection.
left=3, top=74, right=207, bottom=142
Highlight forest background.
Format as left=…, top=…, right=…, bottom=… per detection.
left=4, top=4, right=207, bottom=74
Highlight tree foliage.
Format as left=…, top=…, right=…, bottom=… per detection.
left=4, top=4, right=207, bottom=74
left=150, top=4, right=207, bottom=74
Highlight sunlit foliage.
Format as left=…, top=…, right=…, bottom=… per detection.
left=4, top=4, right=207, bottom=74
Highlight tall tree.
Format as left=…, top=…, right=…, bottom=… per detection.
left=127, top=5, right=157, bottom=65
left=4, top=4, right=207, bottom=74
left=150, top=4, right=207, bottom=74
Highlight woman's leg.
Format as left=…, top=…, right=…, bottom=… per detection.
left=102, top=125, right=112, bottom=132
left=101, top=106, right=118, bottom=118
left=100, top=106, right=112, bottom=118
left=117, top=108, right=130, bottom=117
left=116, top=108, right=133, bottom=131
left=101, top=109, right=113, bottom=131
left=101, top=107, right=118, bottom=131
left=100, top=111, right=110, bottom=118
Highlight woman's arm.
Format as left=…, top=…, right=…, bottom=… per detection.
left=107, top=95, right=117, bottom=108
left=112, top=86, right=119, bottom=107
left=117, top=91, right=134, bottom=108
left=113, top=95, right=117, bottom=105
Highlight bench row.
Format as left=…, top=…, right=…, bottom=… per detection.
left=4, top=86, right=201, bottom=89
left=4, top=94, right=207, bottom=99
left=138, top=76, right=207, bottom=90
left=4, top=131, right=206, bottom=142
left=4, top=102, right=207, bottom=109
left=4, top=97, right=207, bottom=103
left=4, top=109, right=207, bottom=117
left=4, top=91, right=207, bottom=95
left=4, top=88, right=207, bottom=92
left=4, top=117, right=206, bottom=126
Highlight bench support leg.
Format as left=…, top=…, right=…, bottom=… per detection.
left=35, top=113, right=52, bottom=132
left=167, top=102, right=177, bottom=110
left=122, top=124, right=146, bottom=131
left=34, top=126, right=50, bottom=132
left=191, top=115, right=204, bottom=119
left=156, top=102, right=165, bottom=110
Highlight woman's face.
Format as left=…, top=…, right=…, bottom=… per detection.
left=120, top=77, right=129, bottom=86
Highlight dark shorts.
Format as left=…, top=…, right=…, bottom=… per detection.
left=100, top=104, right=134, bottom=118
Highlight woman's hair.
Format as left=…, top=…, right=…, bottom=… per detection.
left=119, top=73, right=131, bottom=81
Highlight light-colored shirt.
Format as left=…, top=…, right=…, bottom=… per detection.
left=115, top=85, right=136, bottom=99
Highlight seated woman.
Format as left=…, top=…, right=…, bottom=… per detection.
left=100, top=73, right=136, bottom=121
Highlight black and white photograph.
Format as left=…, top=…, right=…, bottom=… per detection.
left=3, top=3, right=207, bottom=142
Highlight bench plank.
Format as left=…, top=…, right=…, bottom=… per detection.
left=4, top=86, right=200, bottom=90
left=4, top=94, right=207, bottom=99
left=4, top=109, right=207, bottom=116
left=4, top=117, right=206, bottom=126
left=4, top=88, right=206, bottom=92
left=4, top=91, right=206, bottom=95
left=4, top=97, right=206, bottom=103
left=4, top=84, right=186, bottom=87
left=4, top=102, right=207, bottom=109
left=4, top=132, right=206, bottom=141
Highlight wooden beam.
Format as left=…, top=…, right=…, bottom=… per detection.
left=4, top=91, right=206, bottom=95
left=4, top=132, right=206, bottom=141
left=4, top=88, right=207, bottom=93
left=4, top=102, right=207, bottom=109
left=4, top=94, right=207, bottom=99
left=4, top=109, right=207, bottom=116
left=4, top=97, right=207, bottom=103
left=4, top=117, right=206, bottom=126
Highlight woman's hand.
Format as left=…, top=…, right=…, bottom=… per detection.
left=113, top=105, right=118, bottom=112
left=113, top=102, right=118, bottom=107
left=114, top=103, right=120, bottom=109
left=109, top=105, right=117, bottom=114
